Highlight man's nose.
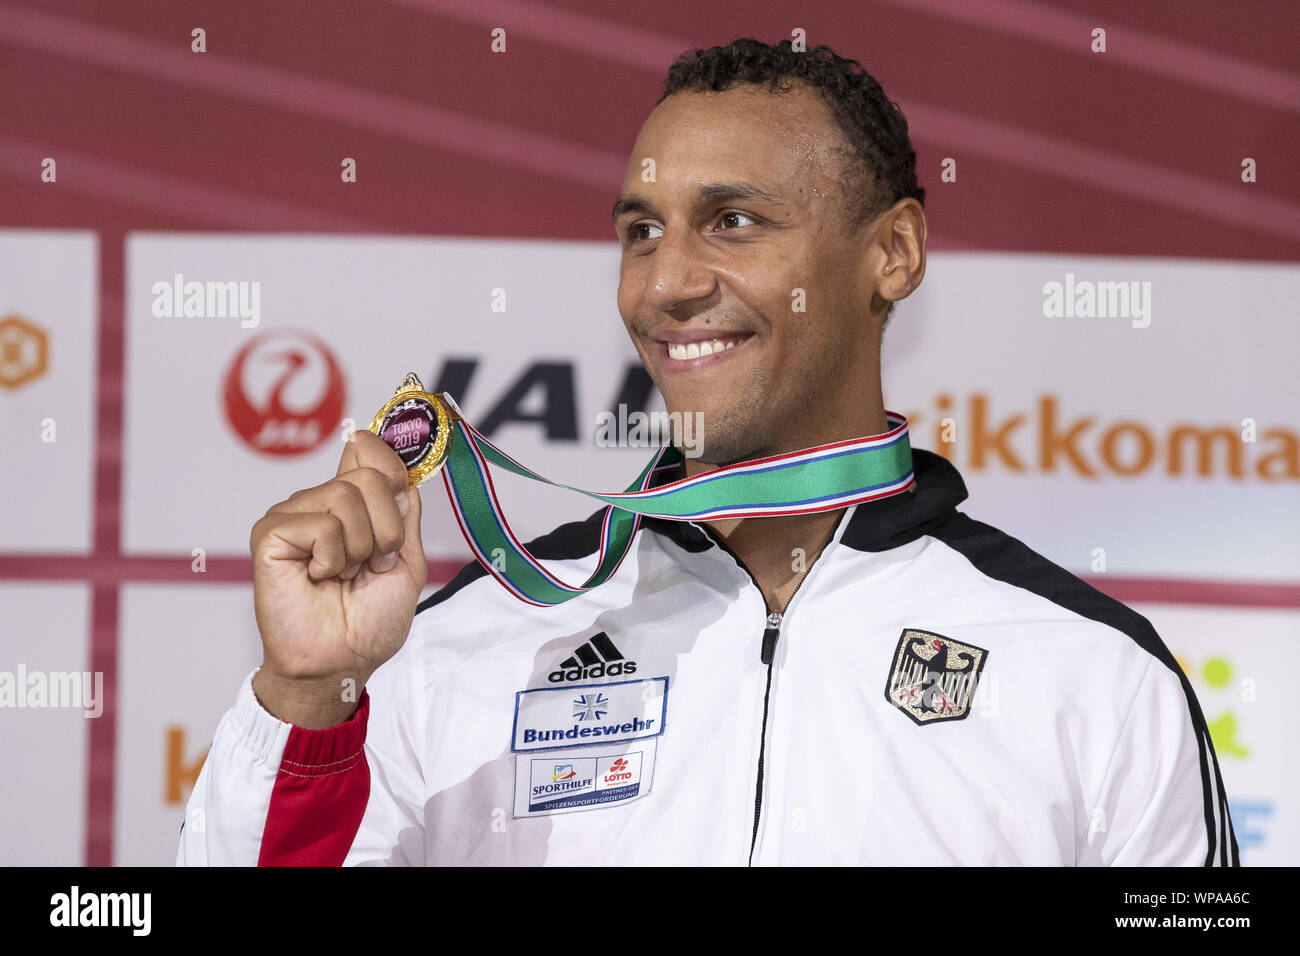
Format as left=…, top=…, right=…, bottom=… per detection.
left=642, top=225, right=718, bottom=315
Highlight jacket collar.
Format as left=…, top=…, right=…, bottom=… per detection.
left=641, top=448, right=969, bottom=555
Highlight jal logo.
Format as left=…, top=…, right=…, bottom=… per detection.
left=603, top=757, right=633, bottom=785
left=222, top=329, right=346, bottom=456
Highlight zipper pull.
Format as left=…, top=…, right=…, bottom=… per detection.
left=760, top=610, right=782, bottom=665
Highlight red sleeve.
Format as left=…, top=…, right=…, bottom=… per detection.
left=257, top=691, right=372, bottom=867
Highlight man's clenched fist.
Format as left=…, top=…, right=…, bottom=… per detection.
left=249, top=429, right=427, bottom=728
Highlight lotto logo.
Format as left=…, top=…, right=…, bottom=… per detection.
left=603, top=757, right=634, bottom=785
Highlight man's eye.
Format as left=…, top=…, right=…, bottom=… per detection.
left=718, top=211, right=759, bottom=229
left=628, top=222, right=663, bottom=241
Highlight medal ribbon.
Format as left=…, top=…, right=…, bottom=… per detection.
left=437, top=402, right=917, bottom=606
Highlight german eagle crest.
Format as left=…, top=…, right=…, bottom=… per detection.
left=886, top=629, right=988, bottom=725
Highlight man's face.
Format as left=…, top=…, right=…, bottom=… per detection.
left=614, top=82, right=882, bottom=465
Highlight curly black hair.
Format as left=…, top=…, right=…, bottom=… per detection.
left=658, top=38, right=925, bottom=232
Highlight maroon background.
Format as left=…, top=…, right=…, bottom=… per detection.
left=3, top=0, right=1297, bottom=255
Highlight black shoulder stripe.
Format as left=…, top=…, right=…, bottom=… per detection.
left=1179, top=686, right=1224, bottom=867
left=929, top=513, right=1180, bottom=670
left=1206, top=729, right=1240, bottom=866
left=1216, top=747, right=1230, bottom=866
left=414, top=557, right=490, bottom=615
left=415, top=506, right=612, bottom=615
left=928, top=512, right=1228, bottom=865
left=1194, top=730, right=1218, bottom=866
left=1204, top=732, right=1227, bottom=866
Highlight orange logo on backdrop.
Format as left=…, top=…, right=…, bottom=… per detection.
left=907, top=394, right=1298, bottom=481
left=0, top=314, right=48, bottom=389
left=165, top=726, right=209, bottom=804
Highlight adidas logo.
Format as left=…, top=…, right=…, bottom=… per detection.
left=548, top=632, right=638, bottom=683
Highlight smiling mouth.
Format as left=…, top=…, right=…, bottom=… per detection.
left=659, top=333, right=753, bottom=364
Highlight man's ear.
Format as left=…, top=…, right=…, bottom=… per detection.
left=876, top=198, right=927, bottom=310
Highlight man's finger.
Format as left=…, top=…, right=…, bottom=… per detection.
left=396, top=485, right=427, bottom=590
left=253, top=512, right=348, bottom=581
left=334, top=466, right=407, bottom=570
left=270, top=480, right=375, bottom=569
left=337, top=428, right=409, bottom=494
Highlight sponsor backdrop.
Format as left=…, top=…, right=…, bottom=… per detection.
left=0, top=0, right=1296, bottom=866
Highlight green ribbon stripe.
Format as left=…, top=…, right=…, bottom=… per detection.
left=442, top=420, right=914, bottom=606
left=466, top=426, right=912, bottom=519
left=444, top=426, right=669, bottom=604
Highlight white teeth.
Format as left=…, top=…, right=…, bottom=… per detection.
left=667, top=337, right=742, bottom=360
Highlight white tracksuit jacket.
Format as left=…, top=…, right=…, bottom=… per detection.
left=177, top=448, right=1238, bottom=866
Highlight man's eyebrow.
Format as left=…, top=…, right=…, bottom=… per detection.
left=611, top=194, right=652, bottom=222
left=611, top=181, right=784, bottom=222
left=695, top=181, right=783, bottom=205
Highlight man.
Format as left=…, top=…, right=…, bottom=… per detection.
left=179, top=38, right=1237, bottom=865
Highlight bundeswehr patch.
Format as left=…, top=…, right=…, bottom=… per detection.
left=886, top=629, right=987, bottom=725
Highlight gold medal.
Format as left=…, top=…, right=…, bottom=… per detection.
left=368, top=372, right=458, bottom=487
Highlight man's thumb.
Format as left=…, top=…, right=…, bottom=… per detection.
left=398, top=486, right=425, bottom=571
